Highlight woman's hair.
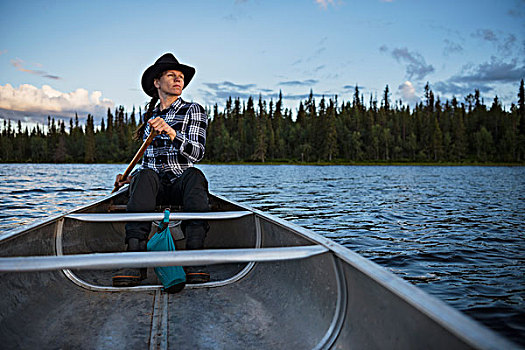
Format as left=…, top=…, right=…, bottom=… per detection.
left=135, top=71, right=163, bottom=140
left=135, top=95, right=158, bottom=140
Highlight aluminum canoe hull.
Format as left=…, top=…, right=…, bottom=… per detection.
left=0, top=190, right=517, bottom=349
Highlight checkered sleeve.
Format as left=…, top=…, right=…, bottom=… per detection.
left=173, top=103, right=207, bottom=162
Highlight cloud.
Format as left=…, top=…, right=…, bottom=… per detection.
left=199, top=80, right=262, bottom=104
left=343, top=84, right=365, bottom=90
left=223, top=0, right=251, bottom=21
left=398, top=81, right=418, bottom=103
left=380, top=46, right=434, bottom=80
left=507, top=1, right=525, bottom=17
left=0, top=83, right=114, bottom=118
left=324, top=72, right=340, bottom=80
left=508, top=8, right=525, bottom=17
left=432, top=81, right=493, bottom=96
left=203, top=81, right=256, bottom=91
left=391, top=48, right=435, bottom=80
left=279, top=79, right=319, bottom=87
left=431, top=57, right=524, bottom=99
left=443, top=39, right=463, bottom=56
left=198, top=80, right=334, bottom=109
left=450, top=57, right=524, bottom=84
left=11, top=58, right=61, bottom=80
left=471, top=29, right=498, bottom=42
left=500, top=34, right=518, bottom=53
left=291, top=38, right=328, bottom=69
left=304, top=46, right=326, bottom=63
left=315, top=0, right=336, bottom=9
left=471, top=29, right=521, bottom=55
left=313, top=47, right=326, bottom=56
left=282, top=92, right=329, bottom=100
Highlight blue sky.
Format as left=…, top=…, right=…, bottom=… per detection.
left=0, top=0, right=524, bottom=126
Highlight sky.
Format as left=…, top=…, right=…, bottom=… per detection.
left=0, top=0, right=524, bottom=127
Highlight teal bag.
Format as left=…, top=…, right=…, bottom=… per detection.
left=147, top=209, right=186, bottom=291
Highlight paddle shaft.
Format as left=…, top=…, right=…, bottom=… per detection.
left=112, top=131, right=157, bottom=193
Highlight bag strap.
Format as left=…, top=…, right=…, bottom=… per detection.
left=157, top=208, right=171, bottom=231
left=163, top=208, right=170, bottom=223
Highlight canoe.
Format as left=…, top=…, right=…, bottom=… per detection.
left=0, top=189, right=517, bottom=349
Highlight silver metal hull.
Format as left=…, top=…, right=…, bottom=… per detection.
left=0, top=190, right=517, bottom=349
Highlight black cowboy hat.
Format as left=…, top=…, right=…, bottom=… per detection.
left=141, top=53, right=196, bottom=97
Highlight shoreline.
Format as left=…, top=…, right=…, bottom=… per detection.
left=1, top=161, right=524, bottom=166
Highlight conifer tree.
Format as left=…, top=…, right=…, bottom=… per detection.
left=517, top=79, right=525, bottom=161
left=254, top=95, right=267, bottom=162
left=325, top=98, right=338, bottom=161
left=273, top=91, right=285, bottom=159
left=234, top=98, right=246, bottom=160
left=245, top=96, right=256, bottom=158
left=106, top=107, right=113, bottom=138
left=84, top=114, right=96, bottom=163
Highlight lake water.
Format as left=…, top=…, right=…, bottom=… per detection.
left=0, top=163, right=524, bottom=345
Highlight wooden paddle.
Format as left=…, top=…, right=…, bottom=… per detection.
left=112, top=131, right=157, bottom=193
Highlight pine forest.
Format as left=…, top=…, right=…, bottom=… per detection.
left=1, top=81, right=524, bottom=164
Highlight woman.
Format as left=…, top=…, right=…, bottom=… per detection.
left=112, top=53, right=210, bottom=287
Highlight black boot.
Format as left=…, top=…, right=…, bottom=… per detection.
left=184, top=266, right=210, bottom=284
left=184, top=222, right=210, bottom=284
left=112, top=238, right=147, bottom=287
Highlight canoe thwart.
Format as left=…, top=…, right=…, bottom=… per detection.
left=65, top=211, right=253, bottom=222
left=0, top=245, right=329, bottom=272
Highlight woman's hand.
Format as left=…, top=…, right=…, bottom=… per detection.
left=114, top=173, right=131, bottom=190
left=148, top=117, right=176, bottom=140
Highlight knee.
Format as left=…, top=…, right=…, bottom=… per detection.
left=127, top=168, right=160, bottom=211
left=130, top=168, right=159, bottom=188
left=134, top=168, right=158, bottom=181
left=185, top=167, right=206, bottom=180
left=183, top=167, right=208, bottom=187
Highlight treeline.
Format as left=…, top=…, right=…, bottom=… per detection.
left=1, top=80, right=524, bottom=163
left=0, top=106, right=142, bottom=163
left=207, top=80, right=525, bottom=163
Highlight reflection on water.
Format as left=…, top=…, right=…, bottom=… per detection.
left=0, top=163, right=524, bottom=345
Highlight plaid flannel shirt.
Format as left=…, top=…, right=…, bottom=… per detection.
left=139, top=98, right=207, bottom=182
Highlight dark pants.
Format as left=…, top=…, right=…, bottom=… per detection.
left=125, top=167, right=210, bottom=250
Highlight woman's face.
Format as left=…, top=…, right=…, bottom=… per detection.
left=154, top=70, right=184, bottom=97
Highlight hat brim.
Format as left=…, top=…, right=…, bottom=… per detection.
left=141, top=62, right=195, bottom=97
